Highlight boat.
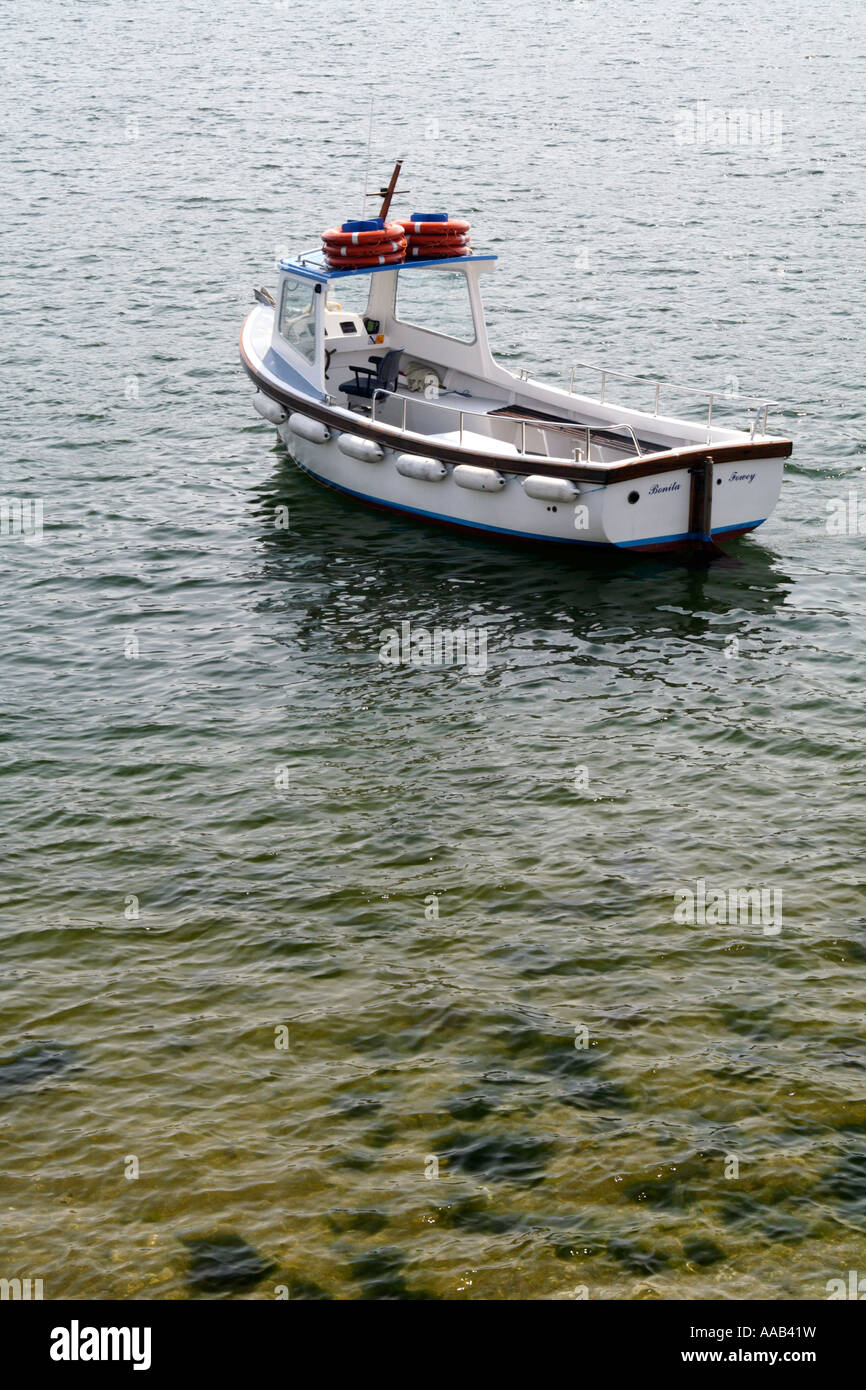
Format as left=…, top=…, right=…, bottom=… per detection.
left=239, top=162, right=792, bottom=554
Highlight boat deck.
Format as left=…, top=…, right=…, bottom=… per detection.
left=337, top=381, right=662, bottom=463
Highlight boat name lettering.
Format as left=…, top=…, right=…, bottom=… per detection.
left=648, top=482, right=682, bottom=495
left=729, top=471, right=756, bottom=483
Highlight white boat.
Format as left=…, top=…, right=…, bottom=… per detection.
left=240, top=167, right=792, bottom=555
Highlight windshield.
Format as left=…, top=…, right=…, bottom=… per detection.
left=278, top=277, right=317, bottom=362
left=326, top=273, right=373, bottom=320
left=394, top=268, right=476, bottom=343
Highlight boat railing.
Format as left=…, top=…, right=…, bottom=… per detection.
left=566, top=359, right=776, bottom=438
left=365, top=388, right=644, bottom=464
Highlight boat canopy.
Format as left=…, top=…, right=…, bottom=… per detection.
left=277, top=252, right=497, bottom=284
left=270, top=252, right=500, bottom=394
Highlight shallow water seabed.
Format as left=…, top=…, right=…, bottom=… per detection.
left=1, top=0, right=866, bottom=1299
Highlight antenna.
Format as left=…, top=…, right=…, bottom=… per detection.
left=361, top=95, right=374, bottom=218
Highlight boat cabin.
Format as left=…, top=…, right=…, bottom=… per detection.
left=277, top=252, right=498, bottom=391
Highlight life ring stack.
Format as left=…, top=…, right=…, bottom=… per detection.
left=398, top=212, right=471, bottom=260
left=321, top=217, right=407, bottom=269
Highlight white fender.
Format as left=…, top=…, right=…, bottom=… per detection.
left=338, top=434, right=385, bottom=463
left=253, top=392, right=288, bottom=425
left=523, top=474, right=579, bottom=503
left=395, top=454, right=448, bottom=482
left=288, top=413, right=330, bottom=444
left=453, top=464, right=506, bottom=492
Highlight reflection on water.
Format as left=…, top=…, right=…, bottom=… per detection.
left=252, top=453, right=794, bottom=643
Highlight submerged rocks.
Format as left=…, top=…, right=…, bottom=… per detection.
left=327, top=1209, right=389, bottom=1236
left=607, top=1237, right=670, bottom=1276
left=274, top=1276, right=333, bottom=1300
left=434, top=1194, right=524, bottom=1236
left=445, top=1093, right=498, bottom=1123
left=682, top=1235, right=726, bottom=1267
left=181, top=1233, right=275, bottom=1294
left=348, top=1246, right=435, bottom=1300
left=0, top=1041, right=80, bottom=1091
left=441, top=1129, right=552, bottom=1185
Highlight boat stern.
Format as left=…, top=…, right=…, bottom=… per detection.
left=600, top=442, right=790, bottom=552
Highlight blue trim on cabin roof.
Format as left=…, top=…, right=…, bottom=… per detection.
left=279, top=254, right=497, bottom=281
left=278, top=262, right=330, bottom=285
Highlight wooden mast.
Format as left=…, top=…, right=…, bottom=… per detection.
left=378, top=160, right=404, bottom=221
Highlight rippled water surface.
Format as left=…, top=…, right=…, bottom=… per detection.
left=2, top=0, right=865, bottom=1299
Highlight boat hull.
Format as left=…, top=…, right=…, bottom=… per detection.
left=275, top=422, right=783, bottom=553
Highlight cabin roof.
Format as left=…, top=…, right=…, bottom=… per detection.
left=279, top=253, right=497, bottom=284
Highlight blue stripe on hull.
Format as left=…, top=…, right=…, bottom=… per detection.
left=291, top=460, right=765, bottom=550
left=617, top=518, right=767, bottom=547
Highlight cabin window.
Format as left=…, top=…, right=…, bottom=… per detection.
left=279, top=277, right=317, bottom=362
left=395, top=268, right=476, bottom=343
left=328, top=273, right=373, bottom=319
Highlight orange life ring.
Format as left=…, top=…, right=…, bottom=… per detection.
left=406, top=240, right=470, bottom=255
left=404, top=229, right=469, bottom=243
left=408, top=245, right=471, bottom=259
left=325, top=237, right=407, bottom=259
left=398, top=218, right=470, bottom=237
left=407, top=237, right=471, bottom=252
left=324, top=248, right=406, bottom=269
left=407, top=241, right=471, bottom=252
left=322, top=221, right=404, bottom=247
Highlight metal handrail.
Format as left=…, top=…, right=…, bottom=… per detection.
left=750, top=402, right=772, bottom=440
left=567, top=359, right=775, bottom=434
left=368, top=388, right=645, bottom=462
left=610, top=423, right=643, bottom=457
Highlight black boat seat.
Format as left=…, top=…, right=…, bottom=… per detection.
left=339, top=348, right=403, bottom=401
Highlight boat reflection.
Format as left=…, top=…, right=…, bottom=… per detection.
left=247, top=452, right=793, bottom=660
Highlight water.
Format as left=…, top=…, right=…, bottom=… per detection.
left=1, top=0, right=865, bottom=1299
